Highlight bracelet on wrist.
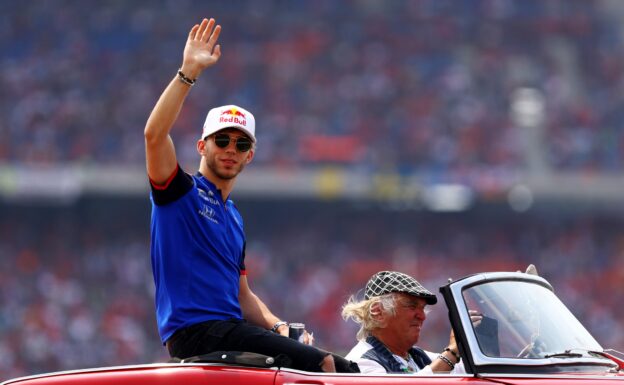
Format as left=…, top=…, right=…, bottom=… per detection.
left=437, top=354, right=455, bottom=370
left=271, top=321, right=288, bottom=333
left=177, top=69, right=197, bottom=86
left=444, top=347, right=460, bottom=362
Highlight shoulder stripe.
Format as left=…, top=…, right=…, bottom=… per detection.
left=150, top=166, right=179, bottom=190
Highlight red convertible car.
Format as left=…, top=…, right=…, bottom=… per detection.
left=3, top=271, right=624, bottom=384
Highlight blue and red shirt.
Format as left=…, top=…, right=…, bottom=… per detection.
left=149, top=165, right=246, bottom=344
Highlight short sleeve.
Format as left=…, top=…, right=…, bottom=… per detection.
left=150, top=164, right=194, bottom=205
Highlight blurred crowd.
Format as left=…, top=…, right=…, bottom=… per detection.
left=3, top=0, right=624, bottom=380
left=2, top=0, right=624, bottom=175
left=1, top=200, right=623, bottom=379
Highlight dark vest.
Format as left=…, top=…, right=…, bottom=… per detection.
left=362, top=336, right=432, bottom=373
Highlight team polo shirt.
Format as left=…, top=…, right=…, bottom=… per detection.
left=149, top=165, right=247, bottom=344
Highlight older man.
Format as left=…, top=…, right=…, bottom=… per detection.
left=342, top=271, right=468, bottom=374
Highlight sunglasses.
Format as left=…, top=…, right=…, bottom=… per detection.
left=212, top=133, right=252, bottom=152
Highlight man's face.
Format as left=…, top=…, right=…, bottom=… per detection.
left=383, top=293, right=428, bottom=347
left=201, top=128, right=254, bottom=180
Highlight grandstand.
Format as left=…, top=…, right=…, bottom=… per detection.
left=1, top=0, right=624, bottom=379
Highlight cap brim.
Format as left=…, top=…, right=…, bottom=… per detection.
left=421, top=294, right=438, bottom=305
left=402, top=291, right=438, bottom=305
left=365, top=290, right=438, bottom=305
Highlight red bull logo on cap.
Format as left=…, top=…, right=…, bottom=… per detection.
left=219, top=107, right=247, bottom=126
left=202, top=104, right=255, bottom=142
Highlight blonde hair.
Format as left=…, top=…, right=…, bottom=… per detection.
left=341, top=293, right=397, bottom=341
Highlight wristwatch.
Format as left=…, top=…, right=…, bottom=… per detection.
left=271, top=321, right=288, bottom=333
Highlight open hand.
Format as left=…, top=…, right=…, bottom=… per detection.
left=181, top=18, right=222, bottom=78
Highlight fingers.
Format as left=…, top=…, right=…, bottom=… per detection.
left=198, top=18, right=211, bottom=41
left=188, top=18, right=209, bottom=41
left=189, top=24, right=200, bottom=40
left=208, top=26, right=222, bottom=53
left=468, top=309, right=484, bottom=326
left=302, top=331, right=315, bottom=346
left=196, top=18, right=209, bottom=41
left=189, top=18, right=220, bottom=42
left=198, top=19, right=221, bottom=45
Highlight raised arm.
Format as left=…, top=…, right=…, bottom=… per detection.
left=144, top=18, right=222, bottom=184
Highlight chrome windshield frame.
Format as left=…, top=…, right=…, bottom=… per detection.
left=443, top=272, right=613, bottom=372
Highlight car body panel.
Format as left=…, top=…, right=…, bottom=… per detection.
left=5, top=364, right=624, bottom=385
left=276, top=369, right=492, bottom=385
left=3, top=271, right=623, bottom=385
left=1, top=364, right=277, bottom=385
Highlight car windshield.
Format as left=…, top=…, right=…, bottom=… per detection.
left=462, top=280, right=602, bottom=359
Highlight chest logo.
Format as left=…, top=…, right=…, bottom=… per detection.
left=198, top=188, right=220, bottom=205
left=198, top=204, right=219, bottom=224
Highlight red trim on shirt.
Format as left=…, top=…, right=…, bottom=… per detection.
left=240, top=269, right=247, bottom=276
left=150, top=166, right=179, bottom=191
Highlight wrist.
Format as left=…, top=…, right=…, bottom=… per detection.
left=179, top=64, right=202, bottom=80
left=437, top=354, right=455, bottom=370
left=271, top=321, right=288, bottom=333
left=177, top=68, right=197, bottom=86
left=444, top=347, right=460, bottom=363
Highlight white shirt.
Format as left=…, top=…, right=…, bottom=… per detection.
left=345, top=340, right=466, bottom=375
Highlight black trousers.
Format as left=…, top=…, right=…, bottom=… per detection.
left=166, top=319, right=355, bottom=372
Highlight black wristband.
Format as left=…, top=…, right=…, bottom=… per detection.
left=437, top=354, right=455, bottom=370
left=444, top=347, right=460, bottom=362
left=177, top=69, right=196, bottom=86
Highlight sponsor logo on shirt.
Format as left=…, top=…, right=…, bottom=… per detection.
left=198, top=204, right=219, bottom=224
left=198, top=188, right=220, bottom=206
